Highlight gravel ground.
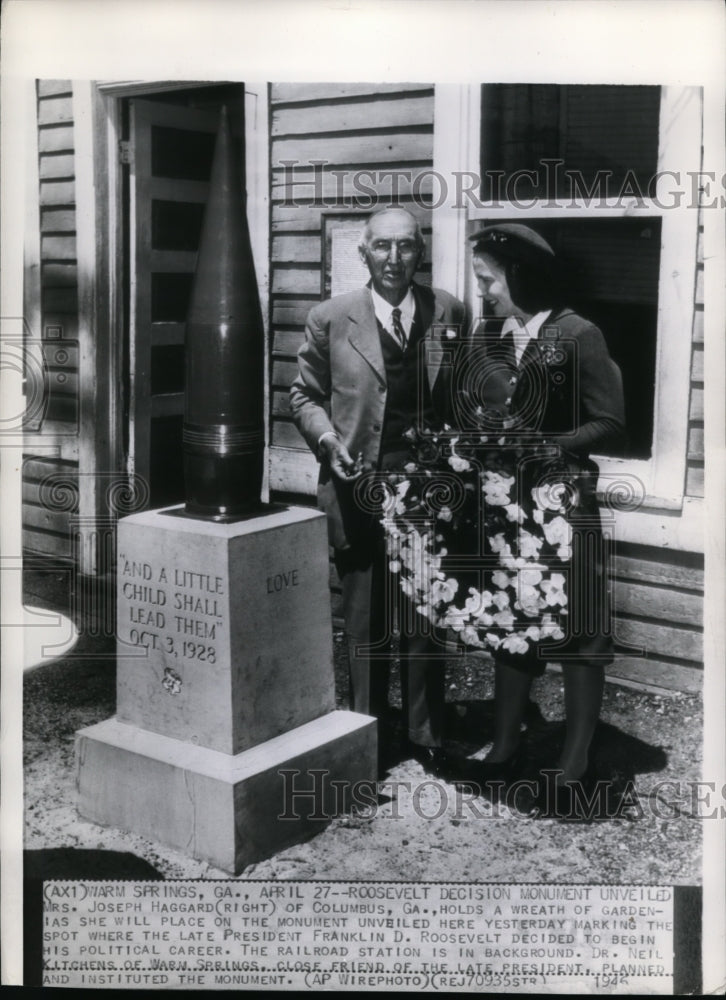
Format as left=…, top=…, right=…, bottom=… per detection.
left=23, top=570, right=702, bottom=886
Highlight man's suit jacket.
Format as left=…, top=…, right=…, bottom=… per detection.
left=290, top=282, right=466, bottom=549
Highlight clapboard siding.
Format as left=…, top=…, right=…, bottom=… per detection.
left=614, top=620, right=702, bottom=664
left=685, top=215, right=704, bottom=498
left=268, top=83, right=435, bottom=497
left=37, top=95, right=74, bottom=125
left=22, top=456, right=78, bottom=561
left=273, top=200, right=433, bottom=232
left=271, top=167, right=437, bottom=204
left=23, top=81, right=80, bottom=562
left=37, top=80, right=73, bottom=98
left=272, top=94, right=435, bottom=136
left=42, top=262, right=78, bottom=285
left=592, top=543, right=703, bottom=681
left=272, top=83, right=433, bottom=104
left=39, top=154, right=76, bottom=180
left=39, top=125, right=75, bottom=153
left=273, top=132, right=432, bottom=167
left=41, top=208, right=76, bottom=232
left=272, top=229, right=433, bottom=264
left=272, top=422, right=306, bottom=449
left=39, top=180, right=76, bottom=205
left=41, top=236, right=77, bottom=260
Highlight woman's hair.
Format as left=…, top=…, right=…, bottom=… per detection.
left=470, top=224, right=568, bottom=314
left=476, top=249, right=565, bottom=314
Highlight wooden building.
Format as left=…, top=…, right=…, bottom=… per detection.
left=21, top=81, right=705, bottom=693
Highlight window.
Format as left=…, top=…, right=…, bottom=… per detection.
left=433, top=84, right=701, bottom=507
left=479, top=84, right=661, bottom=202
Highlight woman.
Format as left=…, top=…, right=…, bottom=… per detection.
left=466, top=223, right=626, bottom=818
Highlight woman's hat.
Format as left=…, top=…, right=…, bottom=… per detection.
left=469, top=223, right=555, bottom=264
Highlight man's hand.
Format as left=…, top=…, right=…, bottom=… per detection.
left=319, top=434, right=364, bottom=480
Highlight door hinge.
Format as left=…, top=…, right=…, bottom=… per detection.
left=119, top=140, right=133, bottom=166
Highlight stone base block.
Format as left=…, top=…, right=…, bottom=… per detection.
left=76, top=710, right=377, bottom=874
left=115, top=504, right=336, bottom=755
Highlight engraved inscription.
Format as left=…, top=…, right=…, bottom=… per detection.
left=266, top=568, right=300, bottom=593
left=119, top=552, right=224, bottom=666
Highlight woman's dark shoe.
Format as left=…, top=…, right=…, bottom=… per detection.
left=528, top=763, right=603, bottom=823
left=453, top=746, right=524, bottom=800
left=407, top=743, right=454, bottom=780
left=476, top=745, right=524, bottom=783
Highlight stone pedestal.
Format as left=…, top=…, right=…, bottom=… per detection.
left=76, top=505, right=377, bottom=873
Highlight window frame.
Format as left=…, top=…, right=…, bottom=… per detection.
left=432, top=84, right=702, bottom=514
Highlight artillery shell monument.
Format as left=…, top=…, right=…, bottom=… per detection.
left=76, top=108, right=376, bottom=873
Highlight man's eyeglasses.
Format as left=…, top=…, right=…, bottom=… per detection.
left=367, top=239, right=420, bottom=260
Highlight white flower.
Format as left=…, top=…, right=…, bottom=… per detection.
left=518, top=568, right=543, bottom=587
left=524, top=626, right=542, bottom=641
left=464, top=589, right=484, bottom=616
left=448, top=453, right=472, bottom=473
left=482, top=470, right=515, bottom=507
left=443, top=606, right=468, bottom=631
left=515, top=583, right=542, bottom=616
left=460, top=625, right=485, bottom=648
left=532, top=484, right=565, bottom=512
left=404, top=462, right=417, bottom=473
left=437, top=506, right=453, bottom=522
left=504, top=503, right=525, bottom=523
left=416, top=603, right=432, bottom=621
left=389, top=559, right=401, bottom=573
left=518, top=529, right=544, bottom=560
left=401, top=577, right=414, bottom=597
left=485, top=632, right=502, bottom=650
left=542, top=516, right=572, bottom=559
left=543, top=515, right=572, bottom=550
left=492, top=590, right=511, bottom=611
left=482, top=484, right=511, bottom=507
left=540, top=615, right=566, bottom=640
left=501, top=634, right=529, bottom=655
left=493, top=609, right=515, bottom=629
left=491, top=569, right=512, bottom=590
left=532, top=508, right=544, bottom=525
left=489, top=533, right=508, bottom=554
left=539, top=573, right=567, bottom=607
left=431, top=577, right=458, bottom=604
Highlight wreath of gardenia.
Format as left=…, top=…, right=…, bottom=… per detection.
left=378, top=425, right=575, bottom=655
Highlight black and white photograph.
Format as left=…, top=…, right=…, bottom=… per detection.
left=1, top=0, right=724, bottom=993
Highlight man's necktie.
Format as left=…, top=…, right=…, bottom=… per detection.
left=391, top=308, right=407, bottom=351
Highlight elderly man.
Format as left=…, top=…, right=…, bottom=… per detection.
left=289, top=206, right=465, bottom=775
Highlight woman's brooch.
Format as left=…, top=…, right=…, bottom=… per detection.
left=539, top=342, right=566, bottom=367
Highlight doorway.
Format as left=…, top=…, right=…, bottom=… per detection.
left=121, top=83, right=246, bottom=509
